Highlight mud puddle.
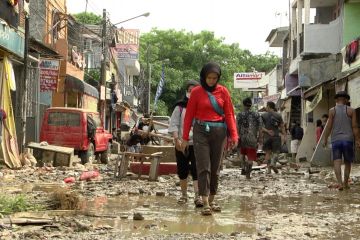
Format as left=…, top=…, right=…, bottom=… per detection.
left=78, top=186, right=360, bottom=239
left=0, top=183, right=66, bottom=194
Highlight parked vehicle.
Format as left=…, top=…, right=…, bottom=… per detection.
left=40, top=107, right=112, bottom=164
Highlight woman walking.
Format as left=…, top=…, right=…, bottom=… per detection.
left=181, top=62, right=238, bottom=215
left=168, top=80, right=203, bottom=207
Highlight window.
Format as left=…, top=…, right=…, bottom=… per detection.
left=52, top=9, right=61, bottom=44
left=88, top=113, right=101, bottom=128
left=48, top=112, right=80, bottom=126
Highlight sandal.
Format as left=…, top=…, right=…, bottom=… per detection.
left=210, top=202, right=221, bottom=212
left=194, top=196, right=204, bottom=208
left=328, top=183, right=344, bottom=191
left=177, top=196, right=188, bottom=204
left=201, top=205, right=212, bottom=216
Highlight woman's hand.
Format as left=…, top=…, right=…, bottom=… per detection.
left=228, top=138, right=238, bottom=149
left=180, top=140, right=189, bottom=153
left=174, top=138, right=182, bottom=151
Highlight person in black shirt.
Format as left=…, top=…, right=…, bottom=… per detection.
left=126, top=113, right=154, bottom=151
left=290, top=121, right=303, bottom=162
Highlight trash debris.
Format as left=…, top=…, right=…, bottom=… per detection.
left=64, top=177, right=76, bottom=184
left=79, top=171, right=100, bottom=181
left=20, top=148, right=37, bottom=167
left=133, top=212, right=144, bottom=220
left=51, top=189, right=80, bottom=210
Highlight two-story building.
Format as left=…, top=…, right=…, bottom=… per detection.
left=280, top=0, right=360, bottom=165
left=30, top=0, right=99, bottom=113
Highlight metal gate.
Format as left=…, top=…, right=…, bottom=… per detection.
left=26, top=65, right=49, bottom=143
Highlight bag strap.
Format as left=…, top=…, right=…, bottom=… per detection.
left=206, top=91, right=224, bottom=116
left=178, top=106, right=183, bottom=117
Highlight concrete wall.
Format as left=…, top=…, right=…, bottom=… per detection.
left=29, top=0, right=46, bottom=42
left=299, top=54, right=342, bottom=86
left=267, top=68, right=278, bottom=96
left=304, top=17, right=342, bottom=54
left=297, top=88, right=335, bottom=164
left=343, top=2, right=360, bottom=47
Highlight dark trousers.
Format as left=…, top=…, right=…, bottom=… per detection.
left=175, top=145, right=198, bottom=180
left=193, top=122, right=226, bottom=196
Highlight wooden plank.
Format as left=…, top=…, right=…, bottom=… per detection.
left=142, top=145, right=175, bottom=163
left=149, top=155, right=161, bottom=181
left=120, top=151, right=163, bottom=158
left=136, top=129, right=173, bottom=141
left=151, top=152, right=163, bottom=156
left=3, top=217, right=53, bottom=225
left=141, top=118, right=169, bottom=128
left=27, top=142, right=74, bottom=154
left=118, top=154, right=130, bottom=179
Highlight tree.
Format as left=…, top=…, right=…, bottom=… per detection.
left=84, top=68, right=100, bottom=87
left=72, top=12, right=102, bottom=25
left=138, top=29, right=280, bottom=116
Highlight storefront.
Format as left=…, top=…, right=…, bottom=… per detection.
left=64, top=74, right=99, bottom=111
left=0, top=19, right=25, bottom=168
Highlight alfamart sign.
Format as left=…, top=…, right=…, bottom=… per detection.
left=234, top=72, right=265, bottom=89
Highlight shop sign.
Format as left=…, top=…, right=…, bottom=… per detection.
left=114, top=29, right=139, bottom=59
left=234, top=72, right=265, bottom=89
left=39, top=59, right=60, bottom=91
left=0, top=24, right=24, bottom=57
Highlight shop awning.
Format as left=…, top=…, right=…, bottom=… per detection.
left=303, top=78, right=335, bottom=99
left=29, top=38, right=62, bottom=59
left=65, top=75, right=99, bottom=98
left=305, top=87, right=323, bottom=114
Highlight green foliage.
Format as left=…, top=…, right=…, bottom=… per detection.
left=72, top=12, right=102, bottom=25
left=139, top=29, right=280, bottom=115
left=153, top=100, right=168, bottom=116
left=84, top=68, right=100, bottom=85
left=0, top=194, right=43, bottom=215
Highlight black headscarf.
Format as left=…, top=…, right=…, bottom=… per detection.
left=200, top=62, right=221, bottom=92
left=174, top=80, right=200, bottom=108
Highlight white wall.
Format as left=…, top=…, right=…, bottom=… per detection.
left=304, top=17, right=343, bottom=54
left=268, top=68, right=278, bottom=96
left=297, top=89, right=335, bottom=164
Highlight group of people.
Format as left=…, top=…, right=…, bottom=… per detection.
left=168, top=62, right=289, bottom=216
left=168, top=62, right=360, bottom=216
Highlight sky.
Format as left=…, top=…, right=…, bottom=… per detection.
left=67, top=0, right=290, bottom=55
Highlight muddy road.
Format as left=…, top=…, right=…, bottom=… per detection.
left=1, top=156, right=360, bottom=240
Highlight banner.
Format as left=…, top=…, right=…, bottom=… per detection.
left=305, top=87, right=322, bottom=113
left=113, top=29, right=140, bottom=59
left=234, top=72, right=265, bottom=89
left=154, top=64, right=165, bottom=109
left=40, top=59, right=60, bottom=92
left=348, top=77, right=360, bottom=109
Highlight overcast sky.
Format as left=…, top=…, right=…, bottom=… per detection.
left=67, top=0, right=290, bottom=55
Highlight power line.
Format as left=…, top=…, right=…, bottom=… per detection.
left=29, top=4, right=105, bottom=53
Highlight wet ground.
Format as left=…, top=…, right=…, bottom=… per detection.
left=1, top=156, right=360, bottom=239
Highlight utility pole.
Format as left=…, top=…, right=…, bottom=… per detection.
left=146, top=45, right=151, bottom=114
left=21, top=14, right=30, bottom=152
left=100, top=9, right=107, bottom=125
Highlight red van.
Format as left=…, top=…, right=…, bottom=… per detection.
left=40, top=107, right=112, bottom=164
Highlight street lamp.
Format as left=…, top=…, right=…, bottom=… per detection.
left=113, top=12, right=150, bottom=26
left=101, top=10, right=150, bottom=129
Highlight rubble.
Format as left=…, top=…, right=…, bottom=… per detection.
left=1, top=156, right=360, bottom=239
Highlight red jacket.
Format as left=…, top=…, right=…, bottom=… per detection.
left=182, top=85, right=238, bottom=141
